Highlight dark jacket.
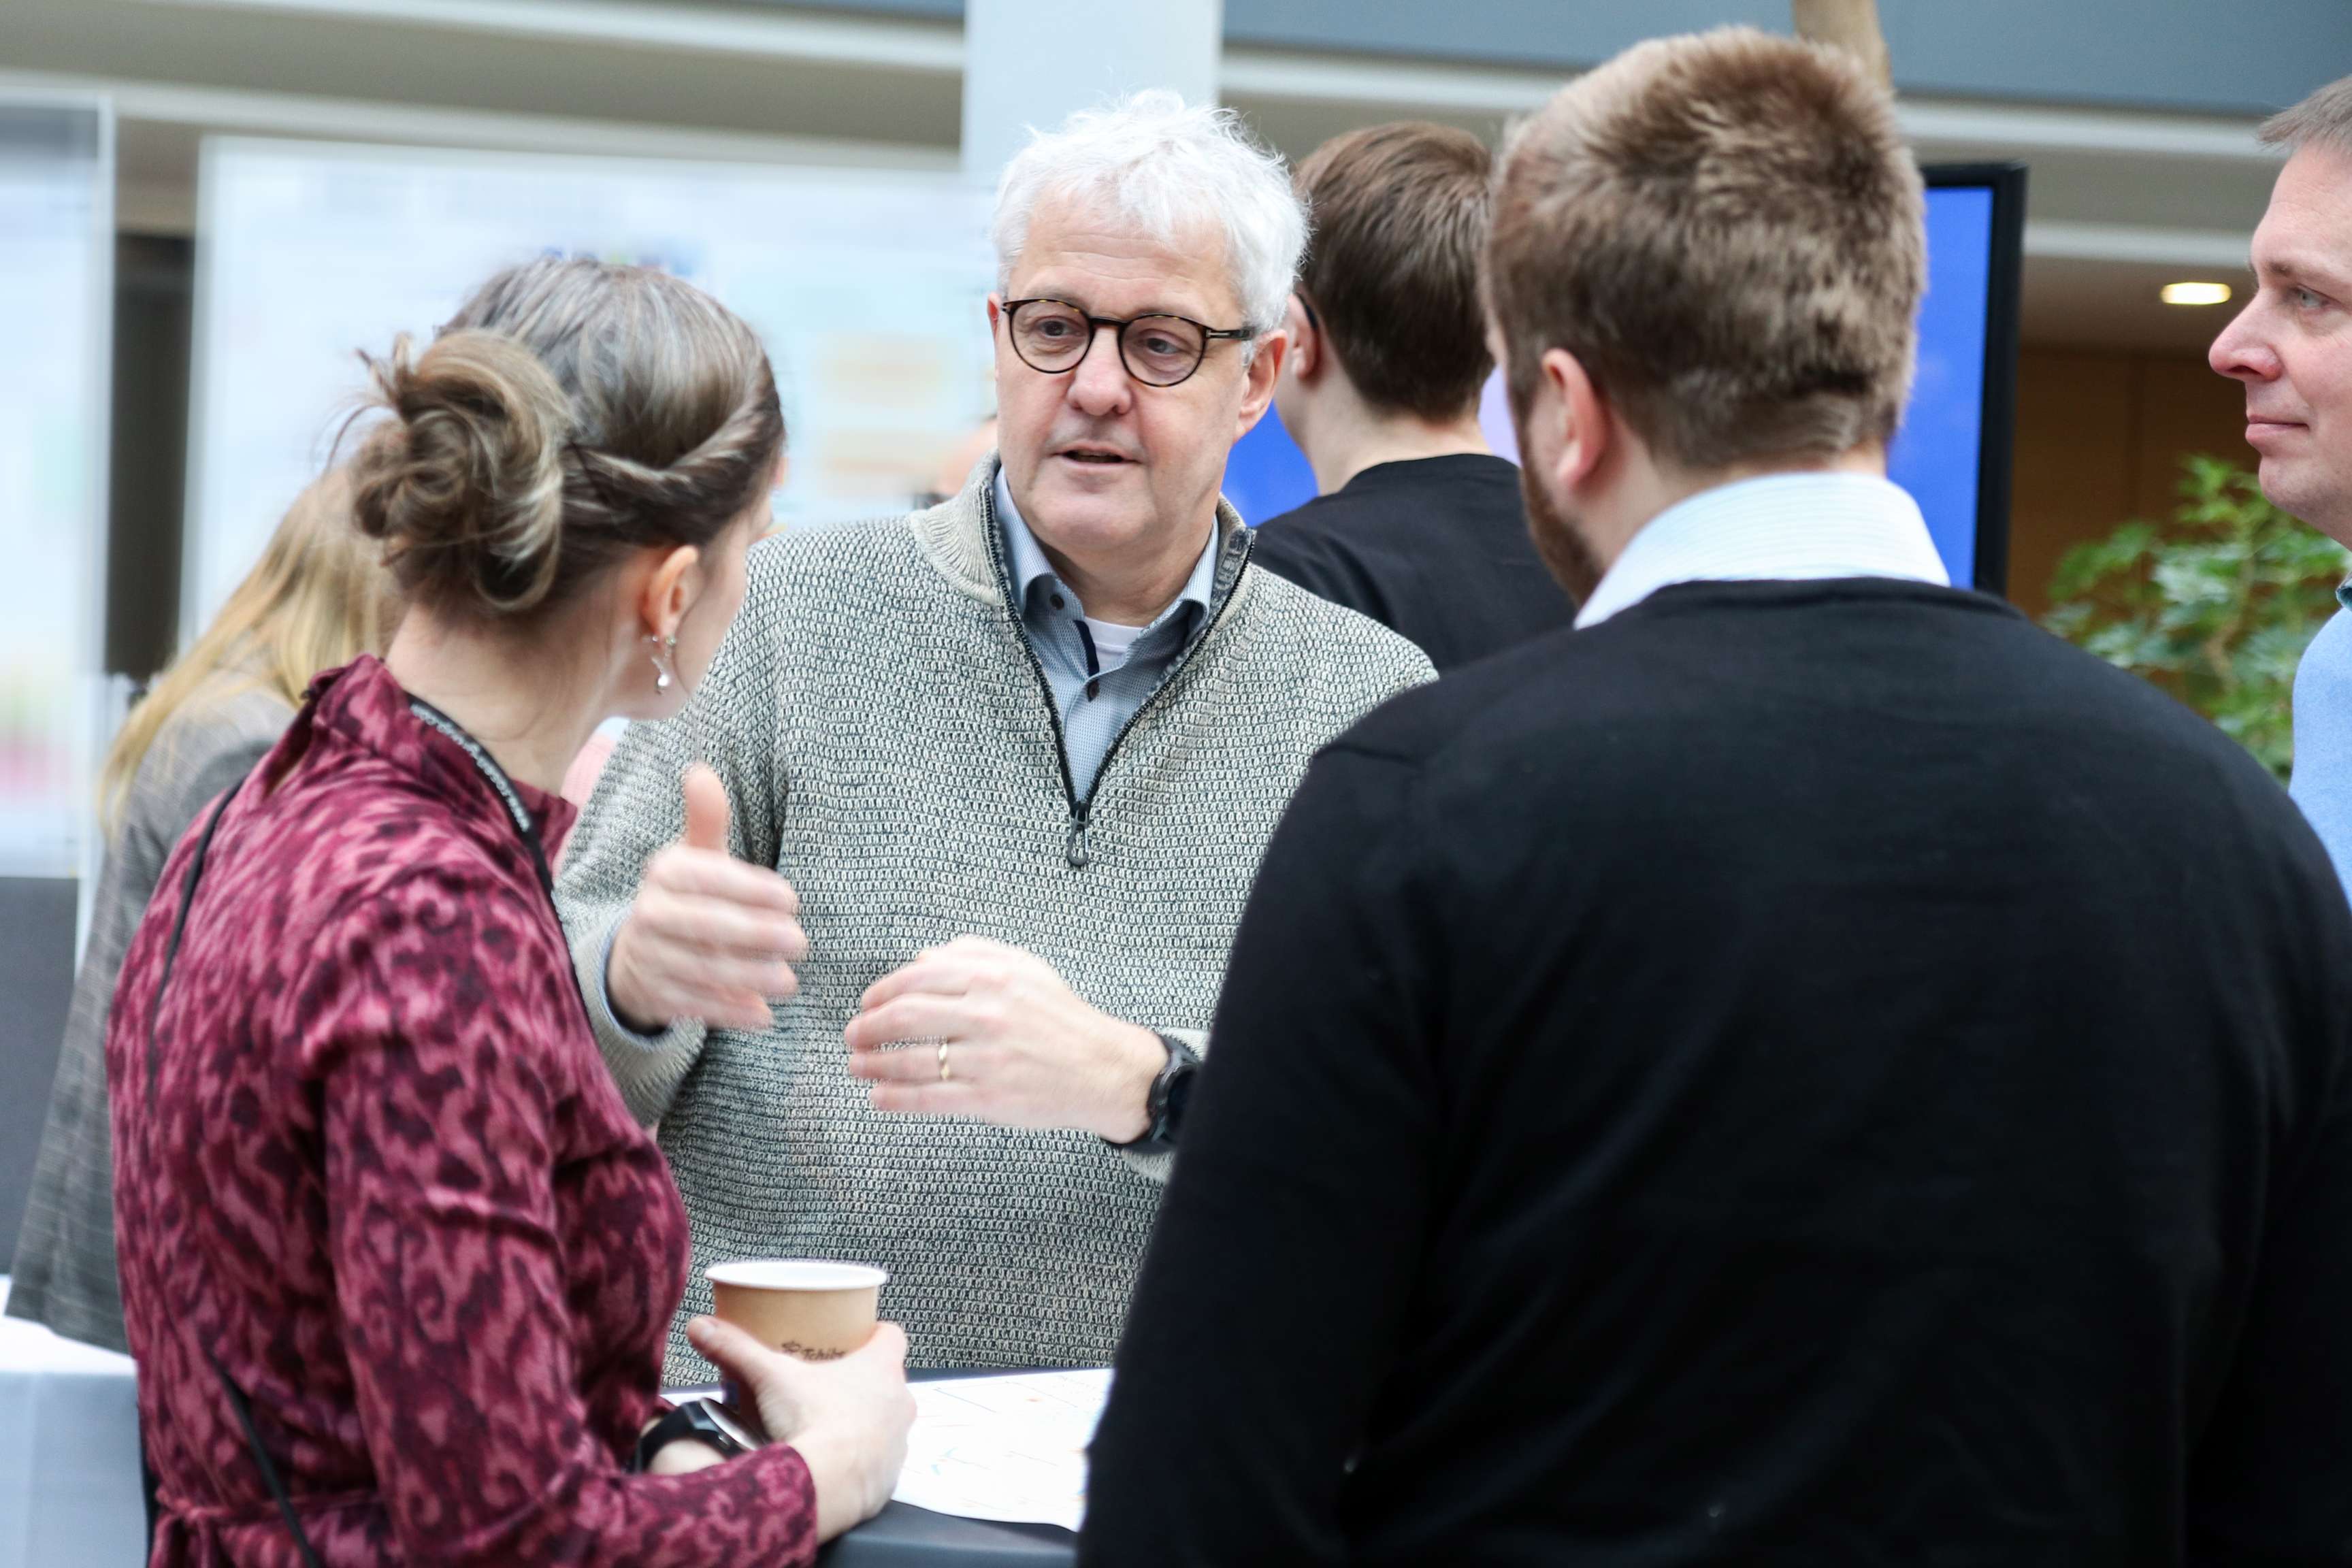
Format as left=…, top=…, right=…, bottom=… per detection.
left=1087, top=580, right=2352, bottom=1566
left=1249, top=453, right=1573, bottom=670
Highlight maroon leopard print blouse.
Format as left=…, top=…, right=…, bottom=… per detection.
left=108, top=657, right=819, bottom=1565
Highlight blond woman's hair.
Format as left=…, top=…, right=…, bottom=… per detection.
left=98, top=467, right=395, bottom=833
left=1487, top=27, right=1925, bottom=471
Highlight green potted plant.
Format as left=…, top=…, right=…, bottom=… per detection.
left=2044, top=455, right=2348, bottom=782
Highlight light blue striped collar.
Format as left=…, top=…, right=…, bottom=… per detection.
left=996, top=468, right=1217, bottom=629
left=1573, top=472, right=1949, bottom=629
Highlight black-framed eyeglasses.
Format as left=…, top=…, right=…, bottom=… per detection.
left=1002, top=297, right=1254, bottom=388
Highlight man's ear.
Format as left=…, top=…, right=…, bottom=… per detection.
left=1283, top=294, right=1319, bottom=382
left=1542, top=347, right=1610, bottom=499
left=1235, top=328, right=1290, bottom=440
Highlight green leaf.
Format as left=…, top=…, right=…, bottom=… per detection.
left=2044, top=455, right=2332, bottom=783
left=2050, top=522, right=2161, bottom=599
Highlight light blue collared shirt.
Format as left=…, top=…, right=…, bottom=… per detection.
left=2289, top=587, right=2352, bottom=890
left=996, top=470, right=1219, bottom=801
left=1573, top=472, right=1950, bottom=629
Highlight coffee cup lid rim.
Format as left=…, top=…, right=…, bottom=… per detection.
left=705, top=1258, right=889, bottom=1290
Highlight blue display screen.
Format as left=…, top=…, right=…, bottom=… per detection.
left=1218, top=401, right=1319, bottom=532
left=1891, top=184, right=1993, bottom=587
left=1224, top=181, right=2000, bottom=589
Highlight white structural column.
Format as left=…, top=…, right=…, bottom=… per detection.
left=960, top=0, right=1223, bottom=180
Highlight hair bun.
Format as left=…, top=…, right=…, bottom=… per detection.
left=350, top=329, right=572, bottom=617
left=344, top=257, right=784, bottom=626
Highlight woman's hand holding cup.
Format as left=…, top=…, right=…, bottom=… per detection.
left=686, top=1314, right=915, bottom=1542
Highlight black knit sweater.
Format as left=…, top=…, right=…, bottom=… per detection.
left=1085, top=579, right=2352, bottom=1566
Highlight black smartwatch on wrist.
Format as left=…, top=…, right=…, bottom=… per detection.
left=1114, top=1032, right=1200, bottom=1151
left=632, top=1396, right=766, bottom=1473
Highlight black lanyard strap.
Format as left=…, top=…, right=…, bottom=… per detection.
left=406, top=696, right=557, bottom=900
left=136, top=770, right=321, bottom=1561
left=206, top=1348, right=327, bottom=1568
left=142, top=779, right=242, bottom=1107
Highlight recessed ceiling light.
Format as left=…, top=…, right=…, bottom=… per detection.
left=2161, top=281, right=2234, bottom=306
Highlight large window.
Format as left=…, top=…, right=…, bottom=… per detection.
left=0, top=101, right=112, bottom=880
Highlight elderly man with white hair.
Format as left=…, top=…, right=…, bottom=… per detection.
left=557, top=91, right=1431, bottom=1376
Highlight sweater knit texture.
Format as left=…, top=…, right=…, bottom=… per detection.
left=8, top=683, right=289, bottom=1352
left=556, top=458, right=1433, bottom=1379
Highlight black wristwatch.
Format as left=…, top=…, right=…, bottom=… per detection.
left=632, top=1397, right=766, bottom=1473
left=1113, top=1032, right=1200, bottom=1151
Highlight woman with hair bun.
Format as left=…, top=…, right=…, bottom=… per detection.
left=105, top=256, right=912, bottom=1566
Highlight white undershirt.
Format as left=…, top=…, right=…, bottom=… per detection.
left=1573, top=472, right=1949, bottom=628
left=1081, top=617, right=1147, bottom=674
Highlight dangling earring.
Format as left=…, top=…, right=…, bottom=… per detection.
left=645, top=632, right=679, bottom=691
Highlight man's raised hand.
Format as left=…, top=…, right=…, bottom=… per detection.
left=608, top=763, right=805, bottom=1034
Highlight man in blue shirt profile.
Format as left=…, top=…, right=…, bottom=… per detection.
left=2212, top=74, right=2352, bottom=881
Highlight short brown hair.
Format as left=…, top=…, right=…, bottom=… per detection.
left=2262, top=75, right=2352, bottom=156
left=1488, top=27, right=1924, bottom=470
left=1295, top=122, right=1495, bottom=420
left=349, top=257, right=785, bottom=621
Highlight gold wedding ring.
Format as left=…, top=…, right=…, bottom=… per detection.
left=937, top=1041, right=951, bottom=1082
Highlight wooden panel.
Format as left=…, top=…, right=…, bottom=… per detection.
left=2007, top=348, right=2134, bottom=619
left=2004, top=346, right=2249, bottom=620
left=2132, top=355, right=2252, bottom=520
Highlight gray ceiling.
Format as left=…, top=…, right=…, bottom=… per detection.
left=772, top=0, right=2352, bottom=118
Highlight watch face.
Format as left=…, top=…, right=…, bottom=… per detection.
left=1164, top=1058, right=1198, bottom=1124
left=704, top=1402, right=760, bottom=1451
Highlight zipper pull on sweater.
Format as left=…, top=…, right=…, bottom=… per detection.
left=1066, top=816, right=1092, bottom=870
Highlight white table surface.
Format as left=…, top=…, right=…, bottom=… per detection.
left=0, top=1277, right=146, bottom=1567
left=0, top=1276, right=1102, bottom=1566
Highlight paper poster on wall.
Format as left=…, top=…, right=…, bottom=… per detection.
left=191, top=140, right=998, bottom=631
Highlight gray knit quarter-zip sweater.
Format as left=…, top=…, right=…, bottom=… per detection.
left=557, top=458, right=1433, bottom=1378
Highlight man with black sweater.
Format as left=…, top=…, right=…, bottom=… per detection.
left=1250, top=122, right=1574, bottom=670
left=1084, top=29, right=2352, bottom=1567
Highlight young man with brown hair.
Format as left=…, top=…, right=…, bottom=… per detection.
left=1085, top=28, right=2352, bottom=1565
left=1251, top=121, right=1574, bottom=670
